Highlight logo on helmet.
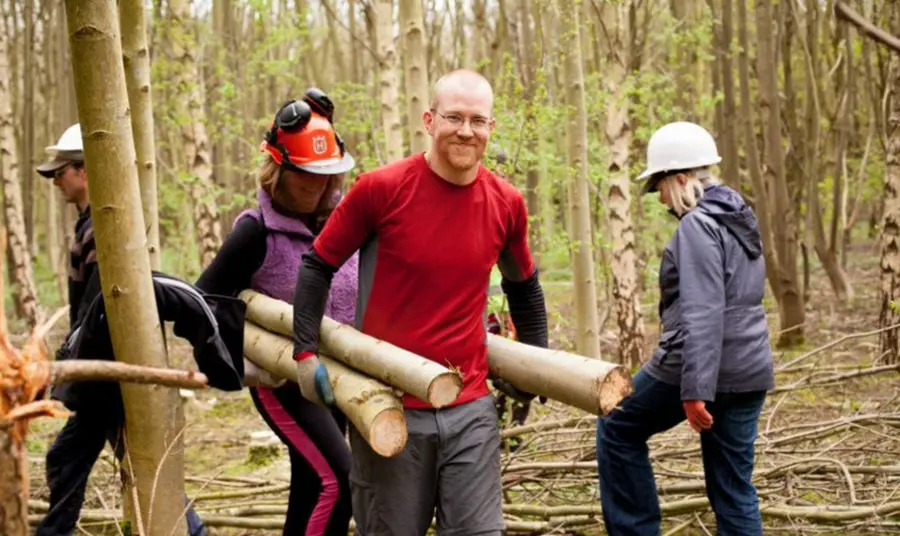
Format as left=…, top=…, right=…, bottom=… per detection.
left=312, top=135, right=328, bottom=155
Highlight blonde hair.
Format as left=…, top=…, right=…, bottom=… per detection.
left=257, top=157, right=345, bottom=221
left=660, top=168, right=719, bottom=217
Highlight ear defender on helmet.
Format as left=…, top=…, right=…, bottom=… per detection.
left=266, top=99, right=314, bottom=148
left=303, top=88, right=335, bottom=123
left=260, top=89, right=356, bottom=175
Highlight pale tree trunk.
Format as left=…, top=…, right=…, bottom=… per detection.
left=57, top=3, right=77, bottom=297
left=879, top=3, right=900, bottom=364
left=324, top=0, right=347, bottom=83
left=296, top=0, right=320, bottom=84
left=376, top=0, right=404, bottom=163
left=120, top=0, right=162, bottom=270
left=42, top=2, right=61, bottom=296
left=489, top=0, right=511, bottom=82
left=517, top=0, right=542, bottom=268
left=602, top=3, right=643, bottom=368
left=64, top=2, right=187, bottom=535
left=169, top=0, right=222, bottom=268
left=399, top=0, right=430, bottom=155
left=0, top=20, right=39, bottom=331
left=350, top=0, right=361, bottom=81
left=472, top=0, right=488, bottom=70
left=23, top=0, right=37, bottom=259
left=557, top=0, right=601, bottom=358
left=754, top=0, right=806, bottom=347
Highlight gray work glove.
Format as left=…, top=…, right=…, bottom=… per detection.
left=295, top=352, right=335, bottom=407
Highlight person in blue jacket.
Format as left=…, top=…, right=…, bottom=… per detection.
left=595, top=121, right=775, bottom=536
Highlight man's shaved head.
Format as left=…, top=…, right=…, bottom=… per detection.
left=423, top=69, right=496, bottom=184
left=430, top=69, right=494, bottom=114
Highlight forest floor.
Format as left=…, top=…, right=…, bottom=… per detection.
left=22, top=240, right=900, bottom=535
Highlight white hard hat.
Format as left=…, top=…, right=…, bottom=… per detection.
left=36, top=123, right=84, bottom=178
left=636, top=121, right=721, bottom=193
left=44, top=123, right=83, bottom=155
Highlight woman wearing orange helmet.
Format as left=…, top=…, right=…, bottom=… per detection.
left=195, top=89, right=357, bottom=536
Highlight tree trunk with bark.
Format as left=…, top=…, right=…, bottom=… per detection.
left=602, top=3, right=644, bottom=368
left=63, top=1, right=187, bottom=533
left=878, top=2, right=900, bottom=364
left=169, top=0, right=222, bottom=268
left=120, top=0, right=162, bottom=270
left=557, top=0, right=601, bottom=358
left=376, top=0, right=404, bottom=163
left=399, top=0, right=430, bottom=155
left=0, top=20, right=39, bottom=331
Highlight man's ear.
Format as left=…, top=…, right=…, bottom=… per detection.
left=423, top=109, right=435, bottom=136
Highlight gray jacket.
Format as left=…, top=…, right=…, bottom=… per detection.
left=643, top=184, right=775, bottom=401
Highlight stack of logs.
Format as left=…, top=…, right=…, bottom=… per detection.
left=239, top=289, right=634, bottom=458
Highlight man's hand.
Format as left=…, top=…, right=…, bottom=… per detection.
left=683, top=400, right=713, bottom=432
left=295, top=352, right=335, bottom=406
left=492, top=378, right=537, bottom=405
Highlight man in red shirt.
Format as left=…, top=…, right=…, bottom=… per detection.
left=291, top=69, right=548, bottom=535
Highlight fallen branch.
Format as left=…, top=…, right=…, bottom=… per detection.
left=500, top=417, right=592, bottom=439
left=777, top=322, right=900, bottom=371
left=834, top=2, right=900, bottom=53
left=51, top=360, right=209, bottom=390
left=772, top=363, right=900, bottom=393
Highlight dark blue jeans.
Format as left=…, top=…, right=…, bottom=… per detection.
left=596, top=369, right=765, bottom=536
left=36, top=412, right=207, bottom=536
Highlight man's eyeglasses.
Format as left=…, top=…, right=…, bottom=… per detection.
left=432, top=110, right=492, bottom=131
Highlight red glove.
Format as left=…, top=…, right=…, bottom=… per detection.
left=683, top=400, right=713, bottom=432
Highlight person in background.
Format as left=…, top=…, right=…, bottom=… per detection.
left=36, top=123, right=211, bottom=536
left=290, top=69, right=549, bottom=536
left=195, top=88, right=357, bottom=536
left=595, top=121, right=774, bottom=536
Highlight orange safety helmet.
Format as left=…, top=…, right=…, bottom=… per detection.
left=260, top=88, right=355, bottom=175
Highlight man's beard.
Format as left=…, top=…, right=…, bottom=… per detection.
left=444, top=141, right=482, bottom=170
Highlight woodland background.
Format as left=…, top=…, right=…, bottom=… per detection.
left=2, top=0, right=900, bottom=534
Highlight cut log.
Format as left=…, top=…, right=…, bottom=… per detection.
left=239, top=290, right=462, bottom=408
left=486, top=334, right=633, bottom=416
left=242, top=323, right=407, bottom=458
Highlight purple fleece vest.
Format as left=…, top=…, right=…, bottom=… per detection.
left=234, top=189, right=359, bottom=326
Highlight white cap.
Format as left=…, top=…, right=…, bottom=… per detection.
left=45, top=123, right=83, bottom=155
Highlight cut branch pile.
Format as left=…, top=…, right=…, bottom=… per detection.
left=29, top=319, right=899, bottom=534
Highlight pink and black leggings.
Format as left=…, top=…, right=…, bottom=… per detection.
left=250, top=383, right=352, bottom=536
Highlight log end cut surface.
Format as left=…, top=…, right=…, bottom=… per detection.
left=427, top=373, right=464, bottom=408
left=596, top=366, right=634, bottom=416
left=368, top=407, right=408, bottom=458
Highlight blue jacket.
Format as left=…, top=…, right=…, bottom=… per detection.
left=643, top=184, right=775, bottom=401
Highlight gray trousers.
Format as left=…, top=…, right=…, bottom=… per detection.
left=349, top=394, right=504, bottom=536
